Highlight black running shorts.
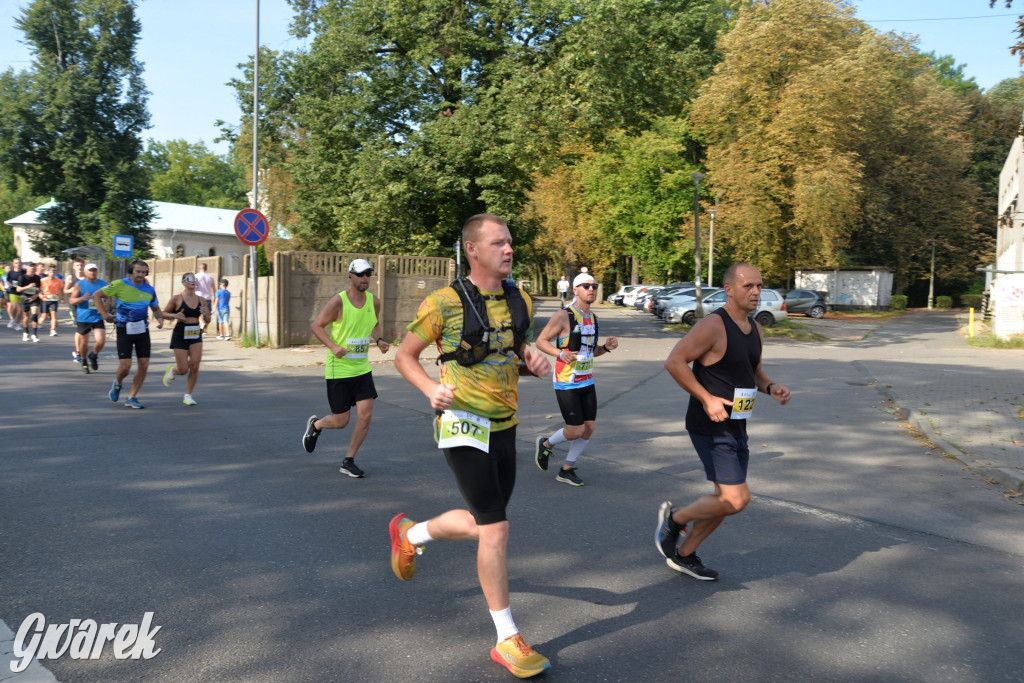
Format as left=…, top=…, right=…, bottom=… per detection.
left=325, top=372, right=378, bottom=414
left=116, top=328, right=151, bottom=360
left=443, top=426, right=517, bottom=526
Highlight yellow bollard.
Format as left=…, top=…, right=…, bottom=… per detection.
left=969, top=307, right=974, bottom=338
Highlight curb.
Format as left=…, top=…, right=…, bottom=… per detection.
left=852, top=361, right=1024, bottom=494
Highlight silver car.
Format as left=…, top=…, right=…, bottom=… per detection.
left=666, top=288, right=788, bottom=327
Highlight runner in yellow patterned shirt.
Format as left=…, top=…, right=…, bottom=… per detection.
left=393, top=214, right=553, bottom=679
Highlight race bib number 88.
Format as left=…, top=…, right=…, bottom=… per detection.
left=437, top=410, right=491, bottom=452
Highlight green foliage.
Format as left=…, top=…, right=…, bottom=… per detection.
left=690, top=0, right=982, bottom=291
left=890, top=295, right=908, bottom=311
left=0, top=0, right=153, bottom=258
left=256, top=244, right=271, bottom=276
left=935, top=295, right=953, bottom=309
left=960, top=294, right=983, bottom=309
left=229, top=0, right=729, bottom=258
left=142, top=140, right=248, bottom=209
left=576, top=118, right=705, bottom=282
left=922, top=52, right=980, bottom=95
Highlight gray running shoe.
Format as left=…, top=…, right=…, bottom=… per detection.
left=656, top=501, right=688, bottom=559
left=339, top=458, right=365, bottom=478
left=302, top=415, right=320, bottom=453
left=555, top=467, right=584, bottom=487
left=666, top=553, right=718, bottom=581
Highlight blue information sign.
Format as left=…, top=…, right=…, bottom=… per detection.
left=113, top=234, right=134, bottom=258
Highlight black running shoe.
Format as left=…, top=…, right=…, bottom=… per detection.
left=339, top=458, right=365, bottom=478
left=88, top=352, right=98, bottom=370
left=555, top=466, right=584, bottom=487
left=535, top=436, right=552, bottom=471
left=302, top=415, right=321, bottom=453
left=666, top=552, right=718, bottom=581
left=82, top=361, right=90, bottom=374
left=656, top=501, right=687, bottom=559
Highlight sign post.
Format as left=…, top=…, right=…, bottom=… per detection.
left=113, top=234, right=134, bottom=279
left=234, top=208, right=269, bottom=345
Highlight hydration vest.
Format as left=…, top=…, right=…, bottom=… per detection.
left=438, top=278, right=530, bottom=367
left=563, top=304, right=599, bottom=352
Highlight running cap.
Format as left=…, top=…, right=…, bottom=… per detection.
left=84, top=263, right=99, bottom=271
left=348, top=258, right=373, bottom=273
left=573, top=273, right=596, bottom=288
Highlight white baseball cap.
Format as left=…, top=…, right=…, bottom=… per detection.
left=84, top=263, right=99, bottom=271
left=348, top=258, right=373, bottom=274
left=573, top=273, right=596, bottom=288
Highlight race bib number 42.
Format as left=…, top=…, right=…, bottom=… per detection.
left=437, top=410, right=491, bottom=452
left=730, top=387, right=757, bottom=420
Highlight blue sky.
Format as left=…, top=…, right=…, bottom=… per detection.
left=0, top=0, right=1021, bottom=156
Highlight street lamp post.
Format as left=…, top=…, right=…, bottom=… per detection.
left=708, top=204, right=716, bottom=288
left=690, top=172, right=705, bottom=319
left=927, top=239, right=936, bottom=309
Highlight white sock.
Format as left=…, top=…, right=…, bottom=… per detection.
left=405, top=521, right=434, bottom=547
left=547, top=428, right=567, bottom=446
left=490, top=607, right=519, bottom=642
left=566, top=438, right=589, bottom=466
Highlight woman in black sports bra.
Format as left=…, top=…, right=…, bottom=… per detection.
left=161, top=272, right=211, bottom=405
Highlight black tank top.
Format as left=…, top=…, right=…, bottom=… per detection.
left=176, top=295, right=203, bottom=321
left=685, top=307, right=762, bottom=437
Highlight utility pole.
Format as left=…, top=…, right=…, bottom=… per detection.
left=927, top=239, right=936, bottom=309
left=690, top=173, right=705, bottom=318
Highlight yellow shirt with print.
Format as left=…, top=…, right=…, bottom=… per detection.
left=407, top=284, right=534, bottom=432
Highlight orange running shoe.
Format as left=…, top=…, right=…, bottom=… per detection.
left=490, top=633, right=551, bottom=678
left=389, top=513, right=418, bottom=580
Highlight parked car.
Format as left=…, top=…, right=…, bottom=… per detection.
left=649, top=283, right=697, bottom=315
left=623, top=285, right=657, bottom=307
left=654, top=286, right=719, bottom=318
left=666, top=288, right=787, bottom=327
left=633, top=286, right=663, bottom=310
left=611, top=284, right=645, bottom=306
left=784, top=289, right=827, bottom=318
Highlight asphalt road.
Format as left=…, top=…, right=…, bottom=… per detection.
left=1, top=303, right=1022, bottom=682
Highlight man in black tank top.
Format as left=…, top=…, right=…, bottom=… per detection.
left=655, top=263, right=791, bottom=581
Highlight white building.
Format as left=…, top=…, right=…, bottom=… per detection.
left=993, top=135, right=1024, bottom=338
left=5, top=200, right=254, bottom=276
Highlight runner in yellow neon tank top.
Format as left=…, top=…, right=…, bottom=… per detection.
left=301, top=258, right=390, bottom=478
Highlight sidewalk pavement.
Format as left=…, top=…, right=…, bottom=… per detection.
left=844, top=309, right=1024, bottom=495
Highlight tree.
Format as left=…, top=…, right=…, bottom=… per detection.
left=226, top=0, right=730, bottom=258
left=142, top=139, right=248, bottom=209
left=0, top=0, right=153, bottom=258
left=690, top=0, right=984, bottom=292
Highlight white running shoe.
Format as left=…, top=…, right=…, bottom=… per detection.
left=23, top=332, right=30, bottom=342
left=49, top=330, right=58, bottom=336
left=31, top=334, right=39, bottom=343
left=162, top=365, right=175, bottom=386
left=183, top=394, right=197, bottom=406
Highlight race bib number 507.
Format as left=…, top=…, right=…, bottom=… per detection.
left=437, top=410, right=491, bottom=452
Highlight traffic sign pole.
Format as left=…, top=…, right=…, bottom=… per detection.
left=234, top=208, right=270, bottom=346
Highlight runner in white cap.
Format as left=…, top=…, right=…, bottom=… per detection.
left=301, top=257, right=390, bottom=477
left=533, top=271, right=618, bottom=486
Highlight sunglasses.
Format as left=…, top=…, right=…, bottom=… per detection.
left=577, top=283, right=597, bottom=290
left=352, top=270, right=374, bottom=277
left=183, top=277, right=196, bottom=283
